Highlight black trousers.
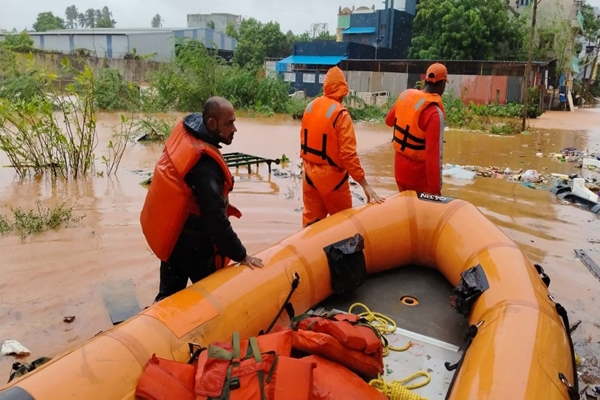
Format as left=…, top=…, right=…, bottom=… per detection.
left=154, top=229, right=215, bottom=303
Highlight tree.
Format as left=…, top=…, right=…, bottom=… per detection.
left=65, top=5, right=79, bottom=29
left=75, top=7, right=115, bottom=28
left=0, top=31, right=34, bottom=52
left=80, top=9, right=97, bottom=28
left=232, top=18, right=287, bottom=69
left=32, top=12, right=65, bottom=32
left=581, top=3, right=600, bottom=42
left=225, top=22, right=239, bottom=40
left=314, top=31, right=336, bottom=41
left=77, top=12, right=87, bottom=28
left=96, top=6, right=116, bottom=28
left=206, top=20, right=215, bottom=30
left=408, top=0, right=520, bottom=60
left=521, top=0, right=541, bottom=131
left=151, top=14, right=163, bottom=28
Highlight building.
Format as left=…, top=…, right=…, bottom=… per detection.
left=336, top=1, right=416, bottom=58
left=187, top=13, right=241, bottom=33
left=0, top=28, right=238, bottom=61
left=267, top=57, right=549, bottom=106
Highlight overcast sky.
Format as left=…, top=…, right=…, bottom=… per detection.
left=2, top=0, right=600, bottom=34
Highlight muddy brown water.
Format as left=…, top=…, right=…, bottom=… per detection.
left=0, top=109, right=599, bottom=383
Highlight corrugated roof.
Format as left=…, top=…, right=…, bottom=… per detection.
left=278, top=55, right=348, bottom=65
left=342, top=59, right=550, bottom=65
left=25, top=27, right=216, bottom=36
left=342, top=27, right=376, bottom=34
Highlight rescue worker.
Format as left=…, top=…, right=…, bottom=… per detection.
left=385, top=62, right=447, bottom=195
left=300, top=66, right=384, bottom=228
left=140, top=96, right=263, bottom=303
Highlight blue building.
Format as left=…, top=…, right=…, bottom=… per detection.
left=341, top=0, right=415, bottom=59
left=273, top=1, right=417, bottom=96
left=275, top=41, right=381, bottom=96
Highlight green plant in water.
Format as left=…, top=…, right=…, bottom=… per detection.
left=1, top=200, right=85, bottom=239
left=102, top=114, right=137, bottom=176
left=0, top=214, right=11, bottom=234
left=94, top=68, right=141, bottom=111
left=133, top=115, right=176, bottom=142
left=0, top=54, right=98, bottom=179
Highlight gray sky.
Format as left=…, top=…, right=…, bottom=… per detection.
left=2, top=0, right=600, bottom=34
left=1, top=0, right=378, bottom=33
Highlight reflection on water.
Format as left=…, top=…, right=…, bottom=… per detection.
left=0, top=109, right=599, bottom=376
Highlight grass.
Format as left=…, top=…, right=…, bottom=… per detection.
left=0, top=200, right=85, bottom=239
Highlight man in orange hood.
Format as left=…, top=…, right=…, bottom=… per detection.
left=299, top=66, right=384, bottom=227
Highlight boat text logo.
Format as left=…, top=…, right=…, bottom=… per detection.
left=418, top=192, right=454, bottom=203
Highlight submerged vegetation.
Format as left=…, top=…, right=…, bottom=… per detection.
left=0, top=200, right=84, bottom=239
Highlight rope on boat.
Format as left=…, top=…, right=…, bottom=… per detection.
left=348, top=302, right=431, bottom=400
left=369, top=372, right=431, bottom=400
left=348, top=302, right=412, bottom=356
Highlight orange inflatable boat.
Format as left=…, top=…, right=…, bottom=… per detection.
left=0, top=191, right=578, bottom=400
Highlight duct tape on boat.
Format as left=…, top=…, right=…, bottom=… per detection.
left=417, top=192, right=455, bottom=204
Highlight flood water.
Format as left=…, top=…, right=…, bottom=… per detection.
left=0, top=108, right=599, bottom=381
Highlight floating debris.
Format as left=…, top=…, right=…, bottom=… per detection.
left=1, top=340, right=30, bottom=356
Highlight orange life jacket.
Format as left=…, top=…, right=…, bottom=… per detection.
left=140, top=120, right=242, bottom=262
left=304, top=355, right=388, bottom=400
left=195, top=331, right=315, bottom=400
left=392, top=89, right=446, bottom=161
left=300, top=96, right=346, bottom=168
left=290, top=312, right=384, bottom=378
left=135, top=330, right=315, bottom=400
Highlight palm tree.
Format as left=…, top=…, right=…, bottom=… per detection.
left=84, top=8, right=97, bottom=28
left=77, top=12, right=86, bottom=28
left=151, top=14, right=164, bottom=28
left=65, top=5, right=78, bottom=29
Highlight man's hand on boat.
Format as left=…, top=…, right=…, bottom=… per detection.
left=240, top=255, right=264, bottom=270
left=358, top=179, right=385, bottom=204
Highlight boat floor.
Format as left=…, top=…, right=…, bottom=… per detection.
left=316, top=265, right=467, bottom=399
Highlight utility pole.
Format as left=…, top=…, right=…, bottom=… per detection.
left=521, top=0, right=541, bottom=132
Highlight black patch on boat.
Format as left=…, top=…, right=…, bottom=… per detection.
left=323, top=233, right=367, bottom=296
left=416, top=192, right=454, bottom=204
left=449, top=264, right=489, bottom=316
left=0, top=387, right=35, bottom=400
left=101, top=279, right=142, bottom=326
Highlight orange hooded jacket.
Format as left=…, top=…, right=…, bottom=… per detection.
left=300, top=67, right=365, bottom=194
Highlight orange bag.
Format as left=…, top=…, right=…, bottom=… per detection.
left=290, top=312, right=384, bottom=378
left=305, top=355, right=388, bottom=400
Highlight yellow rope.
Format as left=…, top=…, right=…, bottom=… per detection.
left=369, top=372, right=431, bottom=400
left=348, top=302, right=412, bottom=356
left=348, top=302, right=431, bottom=400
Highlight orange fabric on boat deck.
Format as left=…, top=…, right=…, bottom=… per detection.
left=304, top=355, right=387, bottom=400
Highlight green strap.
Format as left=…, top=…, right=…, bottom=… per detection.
left=290, top=313, right=311, bottom=330
left=232, top=332, right=240, bottom=368
left=265, top=353, right=279, bottom=384
left=249, top=337, right=267, bottom=400
left=249, top=337, right=262, bottom=362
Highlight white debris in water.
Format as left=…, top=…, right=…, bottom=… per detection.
left=1, top=339, right=30, bottom=356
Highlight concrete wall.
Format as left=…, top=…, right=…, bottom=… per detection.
left=283, top=69, right=525, bottom=103
left=9, top=52, right=161, bottom=83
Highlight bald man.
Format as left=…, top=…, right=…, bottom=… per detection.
left=141, top=96, right=263, bottom=303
